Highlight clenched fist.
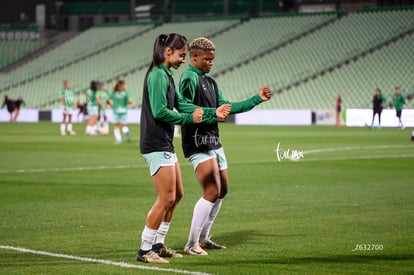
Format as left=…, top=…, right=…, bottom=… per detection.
left=259, top=86, right=272, bottom=101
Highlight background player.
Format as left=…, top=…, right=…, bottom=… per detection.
left=179, top=37, right=272, bottom=256
left=60, top=80, right=76, bottom=135
left=371, top=88, right=386, bottom=128
left=336, top=94, right=342, bottom=126
left=2, top=95, right=15, bottom=123
left=97, top=82, right=110, bottom=134
left=108, top=80, right=132, bottom=144
left=392, top=86, right=405, bottom=129
left=85, top=81, right=99, bottom=135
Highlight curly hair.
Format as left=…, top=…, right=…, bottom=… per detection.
left=189, top=37, right=215, bottom=51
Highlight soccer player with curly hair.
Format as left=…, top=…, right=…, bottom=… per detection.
left=180, top=37, right=272, bottom=256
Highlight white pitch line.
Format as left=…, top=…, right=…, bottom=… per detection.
left=0, top=164, right=147, bottom=174
left=0, top=245, right=213, bottom=275
left=0, top=145, right=413, bottom=173
left=301, top=153, right=414, bottom=162
left=0, top=162, right=195, bottom=174
left=303, top=145, right=412, bottom=154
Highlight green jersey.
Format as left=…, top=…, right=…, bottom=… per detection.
left=145, top=64, right=217, bottom=124
left=86, top=88, right=98, bottom=107
left=109, top=90, right=131, bottom=114
left=96, top=90, right=109, bottom=108
left=393, top=94, right=405, bottom=111
left=179, top=64, right=264, bottom=157
left=140, top=64, right=218, bottom=154
left=180, top=65, right=263, bottom=115
left=60, top=89, right=74, bottom=107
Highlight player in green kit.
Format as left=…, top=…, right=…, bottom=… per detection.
left=136, top=33, right=231, bottom=264
left=60, top=80, right=76, bottom=136
left=97, top=82, right=110, bottom=134
left=108, top=80, right=132, bottom=144
left=179, top=37, right=272, bottom=256
left=85, top=81, right=99, bottom=135
left=393, top=86, right=405, bottom=129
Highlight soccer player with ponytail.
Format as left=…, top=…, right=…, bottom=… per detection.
left=136, top=33, right=231, bottom=264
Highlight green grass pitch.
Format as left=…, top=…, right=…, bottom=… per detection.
left=0, top=122, right=413, bottom=274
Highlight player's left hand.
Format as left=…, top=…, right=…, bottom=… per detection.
left=216, top=104, right=231, bottom=122
left=259, top=86, right=272, bottom=101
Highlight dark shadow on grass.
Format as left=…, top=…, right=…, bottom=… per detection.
left=216, top=229, right=307, bottom=247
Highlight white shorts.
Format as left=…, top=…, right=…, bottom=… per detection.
left=188, top=147, right=228, bottom=171
left=62, top=106, right=73, bottom=115
left=142, top=151, right=177, bottom=176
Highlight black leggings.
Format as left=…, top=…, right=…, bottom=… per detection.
left=372, top=109, right=382, bottom=125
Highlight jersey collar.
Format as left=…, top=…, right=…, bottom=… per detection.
left=188, top=64, right=204, bottom=76
left=160, top=64, right=173, bottom=76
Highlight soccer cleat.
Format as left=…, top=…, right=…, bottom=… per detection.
left=184, top=245, right=208, bottom=256
left=136, top=250, right=169, bottom=264
left=153, top=243, right=183, bottom=258
left=61, top=132, right=66, bottom=136
left=200, top=239, right=227, bottom=250
left=115, top=140, right=122, bottom=144
left=69, top=131, right=76, bottom=136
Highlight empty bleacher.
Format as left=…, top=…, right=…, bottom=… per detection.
left=0, top=19, right=239, bottom=108
left=268, top=32, right=414, bottom=109
left=0, top=24, right=153, bottom=90
left=1, top=7, right=413, bottom=111
left=211, top=13, right=338, bottom=73
left=0, top=40, right=47, bottom=69
left=214, top=8, right=414, bottom=108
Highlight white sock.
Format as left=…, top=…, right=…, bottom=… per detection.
left=154, top=222, right=170, bottom=245
left=140, top=226, right=157, bottom=251
left=114, top=128, right=122, bottom=142
left=174, top=125, right=180, bottom=137
left=67, top=123, right=72, bottom=132
left=60, top=123, right=65, bottom=133
left=86, top=125, right=91, bottom=134
left=200, top=199, right=223, bottom=242
left=121, top=126, right=130, bottom=138
left=187, top=198, right=214, bottom=247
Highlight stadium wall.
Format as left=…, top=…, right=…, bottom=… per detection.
left=346, top=109, right=414, bottom=127
left=2, top=109, right=414, bottom=127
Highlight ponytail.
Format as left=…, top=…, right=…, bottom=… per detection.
left=90, top=81, right=98, bottom=95
left=146, top=33, right=188, bottom=74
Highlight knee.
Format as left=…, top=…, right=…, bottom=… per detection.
left=204, top=188, right=220, bottom=202
left=219, top=188, right=228, bottom=199
left=175, top=189, right=184, bottom=203
left=160, top=193, right=176, bottom=209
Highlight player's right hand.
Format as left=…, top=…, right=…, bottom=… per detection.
left=192, top=108, right=204, bottom=124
